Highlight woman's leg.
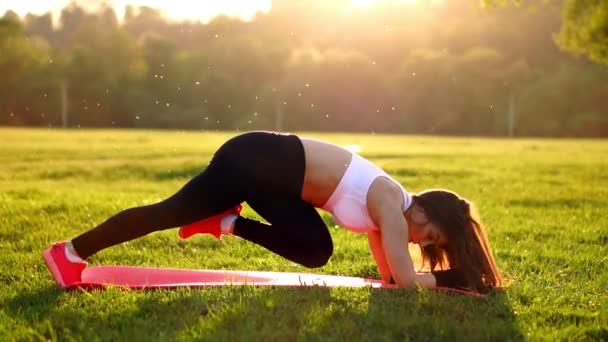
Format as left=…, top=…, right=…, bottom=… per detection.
left=70, top=130, right=305, bottom=260
left=71, top=160, right=245, bottom=259
left=233, top=195, right=333, bottom=268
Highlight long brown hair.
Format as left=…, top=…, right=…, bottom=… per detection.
left=413, top=189, right=501, bottom=293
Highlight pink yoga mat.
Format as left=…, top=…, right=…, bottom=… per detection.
left=54, top=265, right=483, bottom=297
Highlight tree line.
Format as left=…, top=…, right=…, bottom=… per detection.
left=1, top=0, right=607, bottom=136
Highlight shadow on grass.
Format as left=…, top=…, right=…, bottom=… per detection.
left=187, top=286, right=523, bottom=341
left=5, top=285, right=333, bottom=340
left=4, top=286, right=64, bottom=321
left=360, top=288, right=523, bottom=341
left=5, top=285, right=213, bottom=340
left=6, top=285, right=521, bottom=341
left=192, top=286, right=335, bottom=340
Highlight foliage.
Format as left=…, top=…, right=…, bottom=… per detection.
left=0, top=1, right=607, bottom=136
left=482, top=0, right=608, bottom=64
left=558, top=0, right=608, bottom=64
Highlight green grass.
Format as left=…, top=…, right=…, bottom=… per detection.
left=1, top=128, right=607, bottom=341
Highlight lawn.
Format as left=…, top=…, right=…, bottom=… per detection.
left=0, top=128, right=606, bottom=341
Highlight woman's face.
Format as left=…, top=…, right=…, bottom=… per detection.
left=406, top=204, right=447, bottom=247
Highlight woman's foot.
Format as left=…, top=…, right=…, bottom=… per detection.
left=42, top=241, right=88, bottom=287
left=179, top=204, right=243, bottom=240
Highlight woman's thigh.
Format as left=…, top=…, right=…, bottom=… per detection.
left=246, top=195, right=332, bottom=246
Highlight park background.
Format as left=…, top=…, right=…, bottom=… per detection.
left=1, top=1, right=607, bottom=341
left=1, top=0, right=607, bottom=137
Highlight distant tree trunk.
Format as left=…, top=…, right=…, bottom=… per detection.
left=275, top=98, right=284, bottom=132
left=508, top=91, right=517, bottom=137
left=61, top=80, right=69, bottom=128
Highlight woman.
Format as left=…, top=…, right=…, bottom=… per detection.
left=44, top=131, right=501, bottom=293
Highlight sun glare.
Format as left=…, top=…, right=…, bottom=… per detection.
left=162, top=1, right=271, bottom=22
left=351, top=0, right=418, bottom=8
left=144, top=0, right=271, bottom=22
left=344, top=144, right=362, bottom=153
left=1, top=0, right=430, bottom=24
left=351, top=0, right=376, bottom=8
left=0, top=1, right=274, bottom=25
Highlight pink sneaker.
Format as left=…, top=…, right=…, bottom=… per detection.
left=179, top=204, right=243, bottom=240
left=42, top=241, right=87, bottom=288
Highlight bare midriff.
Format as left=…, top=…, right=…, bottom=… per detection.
left=299, top=137, right=353, bottom=208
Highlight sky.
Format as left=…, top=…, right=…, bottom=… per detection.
left=0, top=0, right=273, bottom=23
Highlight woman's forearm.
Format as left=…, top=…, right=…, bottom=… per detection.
left=367, top=231, right=392, bottom=282
left=369, top=231, right=438, bottom=288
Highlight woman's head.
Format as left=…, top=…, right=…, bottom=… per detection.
left=406, top=189, right=501, bottom=292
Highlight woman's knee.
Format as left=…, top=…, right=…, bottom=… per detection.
left=299, top=238, right=333, bottom=268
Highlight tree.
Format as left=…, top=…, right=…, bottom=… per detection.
left=558, top=0, right=608, bottom=64
left=24, top=12, right=54, bottom=43
left=482, top=0, right=608, bottom=65
left=0, top=14, right=58, bottom=126
left=66, top=25, right=146, bottom=127
left=1, top=0, right=605, bottom=135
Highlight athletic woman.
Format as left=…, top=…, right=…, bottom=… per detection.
left=44, top=131, right=501, bottom=293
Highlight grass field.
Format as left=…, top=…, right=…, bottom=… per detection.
left=0, top=128, right=606, bottom=341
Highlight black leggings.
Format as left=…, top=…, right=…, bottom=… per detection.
left=71, top=131, right=333, bottom=268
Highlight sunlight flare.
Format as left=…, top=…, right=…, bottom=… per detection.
left=351, top=0, right=419, bottom=9
left=351, top=0, right=376, bottom=8
left=344, top=144, right=362, bottom=153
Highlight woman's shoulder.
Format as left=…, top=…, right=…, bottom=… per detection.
left=368, top=172, right=413, bottom=212
left=369, top=176, right=406, bottom=202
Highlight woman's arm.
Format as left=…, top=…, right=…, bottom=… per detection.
left=369, top=229, right=438, bottom=287
left=367, top=178, right=417, bottom=287
left=378, top=213, right=417, bottom=287
left=366, top=178, right=445, bottom=289
left=367, top=230, right=392, bottom=283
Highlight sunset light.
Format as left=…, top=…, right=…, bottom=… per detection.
left=351, top=0, right=419, bottom=8
left=1, top=0, right=606, bottom=338
left=0, top=0, right=272, bottom=23
left=150, top=0, right=271, bottom=22
left=351, top=0, right=377, bottom=7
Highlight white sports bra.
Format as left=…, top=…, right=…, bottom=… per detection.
left=321, top=153, right=412, bottom=233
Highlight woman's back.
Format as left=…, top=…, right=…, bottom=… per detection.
left=299, top=137, right=353, bottom=207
